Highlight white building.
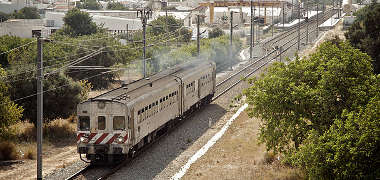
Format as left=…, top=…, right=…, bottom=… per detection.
left=45, top=11, right=143, bottom=32
left=0, top=19, right=57, bottom=38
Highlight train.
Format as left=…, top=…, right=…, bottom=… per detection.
left=76, top=60, right=216, bottom=163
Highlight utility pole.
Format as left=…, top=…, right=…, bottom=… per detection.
left=297, top=2, right=300, bottom=51
left=282, top=3, right=285, bottom=28
left=316, top=3, right=319, bottom=38
left=291, top=0, right=294, bottom=20
left=271, top=4, right=274, bottom=37
left=137, top=8, right=152, bottom=78
left=306, top=0, right=309, bottom=44
left=230, top=11, right=233, bottom=70
left=36, top=36, right=43, bottom=180
left=197, top=15, right=200, bottom=57
left=126, top=24, right=129, bottom=41
left=250, top=0, right=253, bottom=59
left=279, top=46, right=282, bottom=62
left=258, top=0, right=260, bottom=41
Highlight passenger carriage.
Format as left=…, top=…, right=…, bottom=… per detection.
left=76, top=60, right=216, bottom=163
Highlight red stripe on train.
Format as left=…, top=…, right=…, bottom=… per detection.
left=106, top=133, right=120, bottom=144
left=88, top=133, right=97, bottom=141
left=122, top=133, right=128, bottom=143
left=76, top=133, right=84, bottom=142
left=95, top=133, right=109, bottom=144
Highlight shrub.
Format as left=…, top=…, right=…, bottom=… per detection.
left=0, top=141, right=19, bottom=160
left=24, top=146, right=36, bottom=160
left=209, top=27, right=225, bottom=39
left=0, top=67, right=23, bottom=137
left=8, top=71, right=83, bottom=126
left=44, top=119, right=76, bottom=141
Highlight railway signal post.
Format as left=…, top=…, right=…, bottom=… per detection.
left=137, top=8, right=152, bottom=78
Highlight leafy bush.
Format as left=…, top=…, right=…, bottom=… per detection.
left=0, top=141, right=19, bottom=160
left=7, top=70, right=84, bottom=126
left=209, top=27, right=225, bottom=38
left=0, top=67, right=23, bottom=137
left=107, top=2, right=128, bottom=10
left=148, top=15, right=183, bottom=36
left=76, top=0, right=102, bottom=10
left=244, top=41, right=379, bottom=178
left=293, top=95, right=380, bottom=179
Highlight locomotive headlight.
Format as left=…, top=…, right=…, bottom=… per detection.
left=116, top=136, right=124, bottom=144
left=80, top=136, right=89, bottom=143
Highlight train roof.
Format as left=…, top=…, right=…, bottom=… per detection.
left=83, top=60, right=215, bottom=105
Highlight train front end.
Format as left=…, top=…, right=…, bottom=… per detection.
left=76, top=100, right=131, bottom=163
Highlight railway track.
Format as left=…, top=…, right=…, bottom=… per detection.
left=65, top=8, right=337, bottom=180
left=213, top=7, right=336, bottom=101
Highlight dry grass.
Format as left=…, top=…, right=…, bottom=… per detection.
left=0, top=118, right=76, bottom=161
left=43, top=118, right=76, bottom=141
left=23, top=145, right=36, bottom=160
left=262, top=151, right=276, bottom=164
left=0, top=141, right=19, bottom=161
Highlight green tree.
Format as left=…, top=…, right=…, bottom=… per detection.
left=107, top=2, right=127, bottom=10
left=148, top=15, right=183, bottom=36
left=244, top=41, right=377, bottom=154
left=345, top=3, right=380, bottom=74
left=7, top=67, right=85, bottom=126
left=0, top=35, right=34, bottom=68
left=293, top=93, right=380, bottom=179
left=60, top=8, right=99, bottom=37
left=76, top=0, right=102, bottom=10
left=11, top=7, right=40, bottom=19
left=209, top=27, right=225, bottom=38
left=0, top=66, right=23, bottom=136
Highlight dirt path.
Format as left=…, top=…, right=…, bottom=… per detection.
left=180, top=109, right=302, bottom=180
left=0, top=145, right=77, bottom=180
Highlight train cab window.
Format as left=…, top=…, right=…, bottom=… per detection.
left=79, top=116, right=90, bottom=131
left=113, top=116, right=125, bottom=130
left=98, top=116, right=106, bottom=130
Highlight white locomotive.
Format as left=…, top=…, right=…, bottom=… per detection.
left=76, top=60, right=216, bottom=163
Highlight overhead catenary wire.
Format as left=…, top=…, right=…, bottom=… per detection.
left=0, top=40, right=37, bottom=56
left=8, top=68, right=123, bottom=104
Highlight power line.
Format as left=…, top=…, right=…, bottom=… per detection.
left=0, top=40, right=37, bottom=56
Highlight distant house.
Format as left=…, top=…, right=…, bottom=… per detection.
left=0, top=19, right=58, bottom=38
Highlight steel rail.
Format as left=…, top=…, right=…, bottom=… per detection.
left=64, top=165, right=92, bottom=180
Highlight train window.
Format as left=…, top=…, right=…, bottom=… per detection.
left=145, top=106, right=148, bottom=111
left=169, top=94, right=172, bottom=97
left=166, top=96, right=168, bottom=100
left=160, top=99, right=162, bottom=103
left=78, top=116, right=90, bottom=131
left=149, top=104, right=151, bottom=109
left=113, top=116, right=125, bottom=130
left=98, top=116, right=106, bottom=130
left=156, top=101, right=158, bottom=105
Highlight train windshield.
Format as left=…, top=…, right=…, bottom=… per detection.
left=79, top=116, right=90, bottom=131
left=113, top=116, right=125, bottom=130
